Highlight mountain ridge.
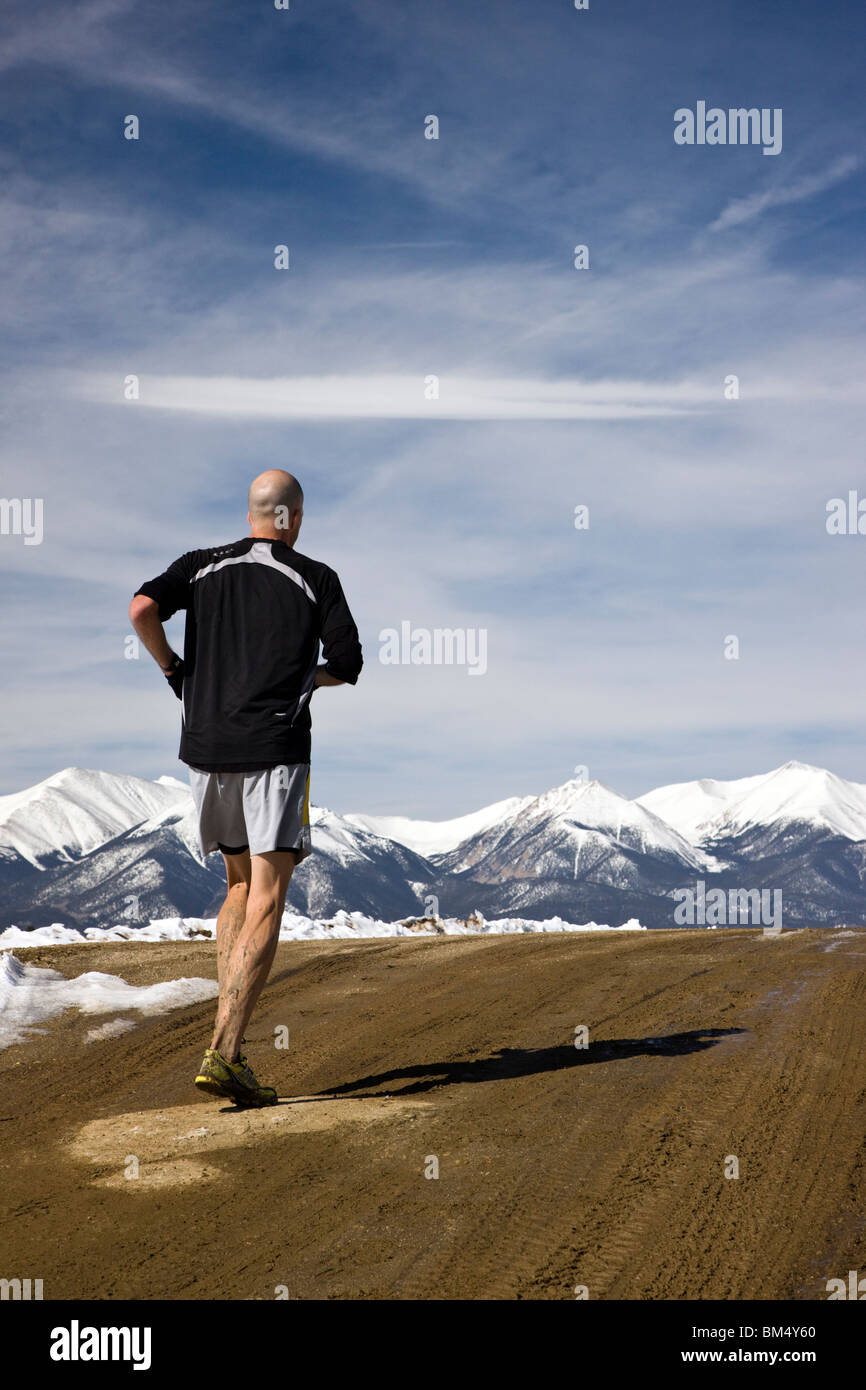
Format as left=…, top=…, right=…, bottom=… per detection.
left=1, top=761, right=864, bottom=929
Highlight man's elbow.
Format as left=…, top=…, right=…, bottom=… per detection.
left=331, top=663, right=361, bottom=687
left=129, top=593, right=158, bottom=625
left=322, top=650, right=362, bottom=686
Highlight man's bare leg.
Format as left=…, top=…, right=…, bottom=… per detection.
left=216, top=849, right=251, bottom=997
left=210, top=850, right=295, bottom=1063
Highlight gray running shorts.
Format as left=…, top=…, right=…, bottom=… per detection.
left=188, top=764, right=311, bottom=861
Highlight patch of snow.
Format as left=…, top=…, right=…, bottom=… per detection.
left=0, top=951, right=218, bottom=1050
left=84, top=1019, right=138, bottom=1044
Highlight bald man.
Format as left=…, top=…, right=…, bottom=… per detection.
left=129, top=471, right=363, bottom=1106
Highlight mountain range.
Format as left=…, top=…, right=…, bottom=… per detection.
left=1, top=761, right=864, bottom=931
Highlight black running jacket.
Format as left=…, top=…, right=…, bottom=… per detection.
left=134, top=537, right=363, bottom=771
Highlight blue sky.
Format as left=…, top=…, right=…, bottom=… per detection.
left=1, top=0, right=865, bottom=817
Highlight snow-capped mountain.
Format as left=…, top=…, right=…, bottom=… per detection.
left=344, top=794, right=534, bottom=858
left=428, top=777, right=714, bottom=927
left=289, top=807, right=438, bottom=919
left=0, top=768, right=439, bottom=930
left=1, top=762, right=864, bottom=930
left=435, top=776, right=711, bottom=882
left=0, top=792, right=225, bottom=932
left=0, top=767, right=189, bottom=868
left=633, top=761, right=866, bottom=925
left=638, top=761, right=866, bottom=851
left=519, top=778, right=709, bottom=866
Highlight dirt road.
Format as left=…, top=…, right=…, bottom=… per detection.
left=2, top=927, right=865, bottom=1300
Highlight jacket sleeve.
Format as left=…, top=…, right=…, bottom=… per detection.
left=133, top=551, right=197, bottom=621
left=318, top=567, right=363, bottom=684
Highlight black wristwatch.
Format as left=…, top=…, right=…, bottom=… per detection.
left=162, top=652, right=185, bottom=698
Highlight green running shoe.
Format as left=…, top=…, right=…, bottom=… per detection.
left=194, top=1048, right=278, bottom=1107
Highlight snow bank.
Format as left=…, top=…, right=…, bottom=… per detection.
left=0, top=951, right=218, bottom=1050
left=271, top=910, right=647, bottom=939
left=0, top=911, right=646, bottom=950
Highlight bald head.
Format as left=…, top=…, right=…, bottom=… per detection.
left=247, top=469, right=304, bottom=544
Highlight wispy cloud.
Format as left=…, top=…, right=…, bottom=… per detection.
left=709, top=155, right=861, bottom=232
left=72, top=372, right=712, bottom=420
left=66, top=352, right=866, bottom=423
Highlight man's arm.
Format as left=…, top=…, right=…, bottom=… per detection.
left=313, top=666, right=345, bottom=688
left=129, top=551, right=194, bottom=694
left=317, top=566, right=363, bottom=686
left=129, top=594, right=176, bottom=671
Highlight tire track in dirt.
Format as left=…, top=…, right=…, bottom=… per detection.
left=364, top=936, right=767, bottom=1298
left=386, top=934, right=866, bottom=1300
left=519, top=939, right=866, bottom=1300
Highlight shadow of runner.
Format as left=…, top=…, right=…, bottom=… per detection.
left=317, top=1028, right=747, bottom=1098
